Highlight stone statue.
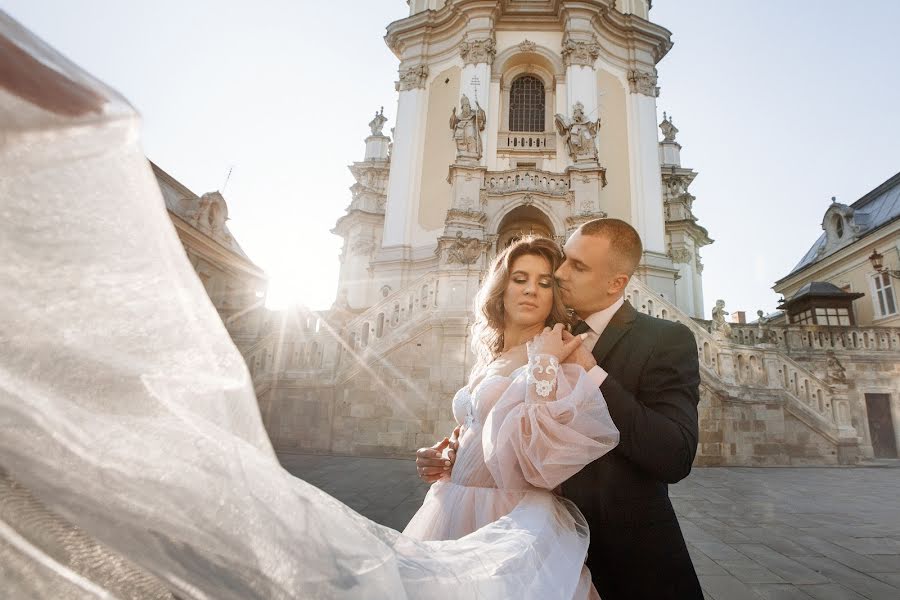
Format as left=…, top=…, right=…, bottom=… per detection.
left=554, top=102, right=600, bottom=163
left=711, top=299, right=732, bottom=337
left=446, top=231, right=482, bottom=265
left=825, top=350, right=847, bottom=384
left=368, top=106, right=387, bottom=136
left=450, top=95, right=486, bottom=162
left=756, top=309, right=769, bottom=343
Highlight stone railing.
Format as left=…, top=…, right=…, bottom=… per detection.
left=483, top=168, right=569, bottom=197
left=497, top=131, right=557, bottom=153
left=625, top=279, right=855, bottom=443
left=731, top=323, right=900, bottom=353
left=335, top=272, right=441, bottom=376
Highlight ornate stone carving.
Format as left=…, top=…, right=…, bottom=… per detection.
left=579, top=200, right=594, bottom=214
left=186, top=191, right=233, bottom=243
left=450, top=94, right=486, bottom=162
left=518, top=39, right=537, bottom=53
left=459, top=36, right=496, bottom=65
left=555, top=102, right=600, bottom=163
left=695, top=256, right=704, bottom=273
left=368, top=106, right=387, bottom=135
left=380, top=285, right=392, bottom=298
left=561, top=33, right=601, bottom=67
left=669, top=246, right=693, bottom=264
left=711, top=299, right=733, bottom=338
left=350, top=238, right=376, bottom=256
left=397, top=65, right=428, bottom=91
left=438, top=231, right=483, bottom=265
left=628, top=69, right=659, bottom=97
left=659, top=111, right=678, bottom=142
left=483, top=170, right=568, bottom=196
left=825, top=351, right=847, bottom=384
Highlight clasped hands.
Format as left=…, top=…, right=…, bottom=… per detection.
left=416, top=323, right=598, bottom=484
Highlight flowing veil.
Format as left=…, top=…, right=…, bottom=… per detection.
left=0, top=12, right=590, bottom=599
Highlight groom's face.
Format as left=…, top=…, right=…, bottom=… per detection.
left=555, top=231, right=621, bottom=318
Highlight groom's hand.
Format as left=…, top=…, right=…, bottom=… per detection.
left=416, top=429, right=459, bottom=484
left=561, top=329, right=598, bottom=371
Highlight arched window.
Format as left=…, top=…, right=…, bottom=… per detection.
left=833, top=215, right=844, bottom=238
left=509, top=75, right=545, bottom=132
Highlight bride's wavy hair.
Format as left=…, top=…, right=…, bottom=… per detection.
left=471, top=235, right=572, bottom=370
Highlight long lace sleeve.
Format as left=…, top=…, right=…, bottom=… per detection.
left=482, top=353, right=620, bottom=491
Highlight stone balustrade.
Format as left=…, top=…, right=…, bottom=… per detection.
left=624, top=280, right=854, bottom=442
left=731, top=323, right=900, bottom=352
left=337, top=273, right=441, bottom=371
left=496, top=131, right=556, bottom=154
left=483, top=168, right=569, bottom=197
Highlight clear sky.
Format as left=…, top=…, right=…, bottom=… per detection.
left=4, top=1, right=899, bottom=316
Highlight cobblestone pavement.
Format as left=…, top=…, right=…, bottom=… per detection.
left=280, top=453, right=900, bottom=600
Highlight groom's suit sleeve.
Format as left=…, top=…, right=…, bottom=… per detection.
left=598, top=321, right=700, bottom=484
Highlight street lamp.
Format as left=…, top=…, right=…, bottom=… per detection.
left=869, top=249, right=900, bottom=279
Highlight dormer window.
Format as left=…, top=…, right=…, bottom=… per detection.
left=833, top=215, right=844, bottom=238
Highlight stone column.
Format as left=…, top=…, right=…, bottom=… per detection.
left=382, top=64, right=429, bottom=247
left=625, top=68, right=666, bottom=254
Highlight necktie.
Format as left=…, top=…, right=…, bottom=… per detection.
left=571, top=320, right=591, bottom=336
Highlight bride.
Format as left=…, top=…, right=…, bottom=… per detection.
left=403, top=236, right=619, bottom=598
left=0, top=12, right=614, bottom=599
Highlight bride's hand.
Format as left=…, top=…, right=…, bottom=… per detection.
left=527, top=323, right=585, bottom=362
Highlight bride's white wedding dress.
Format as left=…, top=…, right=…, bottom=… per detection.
left=404, top=353, right=620, bottom=599
left=0, top=12, right=613, bottom=599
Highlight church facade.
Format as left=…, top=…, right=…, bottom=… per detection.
left=212, top=1, right=899, bottom=466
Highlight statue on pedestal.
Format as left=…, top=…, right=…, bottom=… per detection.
left=450, top=95, right=485, bottom=162
left=554, top=102, right=600, bottom=163
left=711, top=299, right=732, bottom=338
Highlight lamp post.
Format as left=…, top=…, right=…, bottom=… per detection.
left=868, top=249, right=900, bottom=279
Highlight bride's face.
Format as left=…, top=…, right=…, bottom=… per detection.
left=502, top=254, right=554, bottom=329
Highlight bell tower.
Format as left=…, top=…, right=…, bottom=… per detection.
left=335, top=0, right=709, bottom=315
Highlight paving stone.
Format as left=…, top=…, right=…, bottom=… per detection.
left=748, top=583, right=816, bottom=599
left=699, top=574, right=764, bottom=600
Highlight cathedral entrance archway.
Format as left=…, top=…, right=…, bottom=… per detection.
left=495, top=205, right=555, bottom=252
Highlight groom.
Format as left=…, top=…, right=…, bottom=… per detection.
left=416, top=218, right=703, bottom=599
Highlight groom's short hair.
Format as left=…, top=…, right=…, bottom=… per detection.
left=579, top=218, right=643, bottom=276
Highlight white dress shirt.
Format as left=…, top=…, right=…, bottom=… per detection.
left=580, top=296, right=625, bottom=387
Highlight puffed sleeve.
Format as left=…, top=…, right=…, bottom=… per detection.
left=482, top=352, right=619, bottom=490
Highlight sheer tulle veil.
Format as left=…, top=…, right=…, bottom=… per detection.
left=0, top=11, right=593, bottom=599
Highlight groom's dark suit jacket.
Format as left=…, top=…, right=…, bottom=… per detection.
left=561, top=300, right=703, bottom=600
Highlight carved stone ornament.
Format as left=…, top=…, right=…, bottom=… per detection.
left=825, top=350, right=847, bottom=384
left=628, top=69, right=659, bottom=97
left=397, top=64, right=428, bottom=91
left=459, top=36, right=496, bottom=65
left=368, top=106, right=387, bottom=136
left=350, top=238, right=376, bottom=256
left=669, top=247, right=693, bottom=264
left=380, top=285, right=392, bottom=298
left=442, top=231, right=483, bottom=265
left=561, top=33, right=601, bottom=67
left=450, top=94, right=486, bottom=162
left=554, top=102, right=600, bottom=163
left=579, top=200, right=594, bottom=214
left=659, top=111, right=678, bottom=142
left=518, top=39, right=537, bottom=53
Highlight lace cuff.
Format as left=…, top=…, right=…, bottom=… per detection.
left=526, top=354, right=560, bottom=402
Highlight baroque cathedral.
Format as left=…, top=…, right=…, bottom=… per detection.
left=170, top=1, right=900, bottom=466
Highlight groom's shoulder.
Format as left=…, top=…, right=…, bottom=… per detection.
left=633, top=312, right=696, bottom=345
